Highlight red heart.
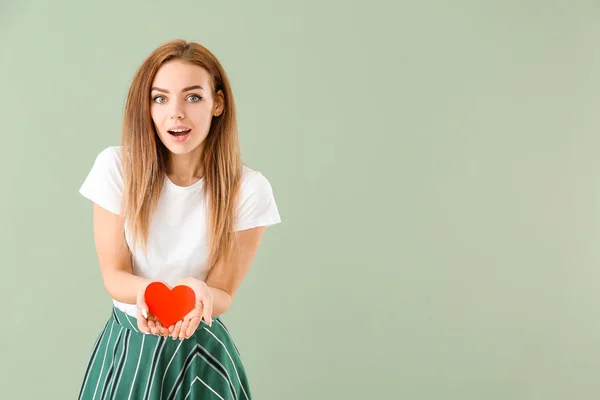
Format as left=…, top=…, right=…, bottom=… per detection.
left=144, top=282, right=196, bottom=328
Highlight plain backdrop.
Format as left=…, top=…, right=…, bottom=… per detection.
left=2, top=1, right=600, bottom=399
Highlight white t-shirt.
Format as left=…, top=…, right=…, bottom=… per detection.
left=79, top=146, right=281, bottom=317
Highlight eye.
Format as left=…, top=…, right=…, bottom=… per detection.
left=187, top=94, right=202, bottom=102
left=152, top=95, right=166, bottom=104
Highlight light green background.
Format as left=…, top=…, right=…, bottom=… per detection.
left=1, top=1, right=600, bottom=399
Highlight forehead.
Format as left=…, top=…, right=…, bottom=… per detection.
left=151, top=59, right=212, bottom=89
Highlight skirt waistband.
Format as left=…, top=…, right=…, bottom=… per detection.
left=108, top=306, right=216, bottom=334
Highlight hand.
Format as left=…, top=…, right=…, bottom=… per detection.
left=136, top=282, right=170, bottom=337
left=170, top=277, right=213, bottom=340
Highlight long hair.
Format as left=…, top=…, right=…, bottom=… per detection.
left=120, top=39, right=242, bottom=273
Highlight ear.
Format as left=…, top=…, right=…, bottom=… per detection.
left=213, top=90, right=225, bottom=116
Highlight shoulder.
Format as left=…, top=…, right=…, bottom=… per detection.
left=87, top=145, right=125, bottom=181
left=79, top=146, right=125, bottom=215
left=233, top=164, right=281, bottom=230
left=93, top=146, right=123, bottom=171
left=239, top=165, right=274, bottom=196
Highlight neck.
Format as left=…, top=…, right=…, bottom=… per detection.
left=166, top=145, right=205, bottom=186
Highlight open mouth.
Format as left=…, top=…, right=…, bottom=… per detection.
left=168, top=129, right=191, bottom=136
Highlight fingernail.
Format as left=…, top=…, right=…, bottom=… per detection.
left=142, top=309, right=148, bottom=319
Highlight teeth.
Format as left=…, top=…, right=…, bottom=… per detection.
left=171, top=129, right=189, bottom=133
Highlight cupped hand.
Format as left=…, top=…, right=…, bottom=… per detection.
left=136, top=282, right=170, bottom=337
left=169, top=277, right=213, bottom=340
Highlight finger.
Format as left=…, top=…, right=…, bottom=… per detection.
left=172, top=320, right=183, bottom=339
left=203, top=298, right=213, bottom=327
left=137, top=293, right=149, bottom=320
left=155, top=320, right=166, bottom=337
left=185, top=316, right=201, bottom=338
left=137, top=309, right=149, bottom=334
left=179, top=318, right=191, bottom=340
left=147, top=319, right=158, bottom=335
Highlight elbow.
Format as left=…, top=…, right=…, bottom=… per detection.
left=219, top=291, right=233, bottom=314
left=101, top=270, right=114, bottom=294
left=101, top=269, right=134, bottom=304
left=101, top=270, right=119, bottom=300
left=224, top=291, right=233, bottom=310
left=211, top=287, right=234, bottom=317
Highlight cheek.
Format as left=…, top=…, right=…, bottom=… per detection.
left=150, top=107, right=165, bottom=129
left=191, top=103, right=213, bottom=125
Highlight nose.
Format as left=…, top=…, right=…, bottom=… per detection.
left=169, top=101, right=185, bottom=120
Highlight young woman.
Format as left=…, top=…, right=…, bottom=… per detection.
left=77, top=39, right=281, bottom=400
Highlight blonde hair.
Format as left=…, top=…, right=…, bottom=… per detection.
left=119, top=39, right=241, bottom=272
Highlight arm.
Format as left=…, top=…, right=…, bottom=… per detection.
left=177, top=225, right=267, bottom=320
left=204, top=225, right=267, bottom=317
left=205, top=287, right=233, bottom=319
left=92, top=202, right=149, bottom=304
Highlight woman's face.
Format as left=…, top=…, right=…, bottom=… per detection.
left=150, top=59, right=224, bottom=155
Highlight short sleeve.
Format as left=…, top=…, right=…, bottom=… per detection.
left=79, top=146, right=124, bottom=215
left=233, top=170, right=282, bottom=231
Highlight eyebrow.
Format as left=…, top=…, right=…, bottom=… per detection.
left=150, top=85, right=204, bottom=93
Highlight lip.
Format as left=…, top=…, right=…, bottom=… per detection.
left=170, top=131, right=190, bottom=142
left=167, top=125, right=191, bottom=131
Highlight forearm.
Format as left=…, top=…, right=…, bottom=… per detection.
left=103, top=269, right=151, bottom=304
left=208, top=286, right=233, bottom=318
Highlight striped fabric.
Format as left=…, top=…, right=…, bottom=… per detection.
left=78, top=307, right=252, bottom=400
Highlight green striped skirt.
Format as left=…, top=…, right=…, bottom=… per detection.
left=78, top=306, right=252, bottom=400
